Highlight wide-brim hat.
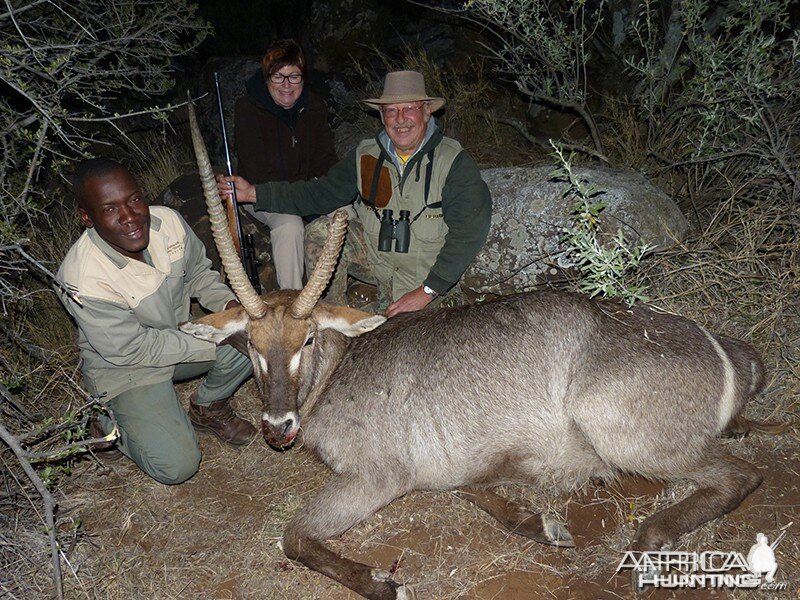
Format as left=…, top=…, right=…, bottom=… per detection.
left=363, top=70, right=445, bottom=113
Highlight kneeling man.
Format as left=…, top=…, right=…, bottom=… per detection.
left=57, top=158, right=255, bottom=484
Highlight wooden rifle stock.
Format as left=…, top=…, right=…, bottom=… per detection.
left=225, top=192, right=243, bottom=258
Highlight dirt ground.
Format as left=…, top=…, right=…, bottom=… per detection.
left=61, top=373, right=799, bottom=600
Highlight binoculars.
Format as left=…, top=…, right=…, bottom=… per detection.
left=378, top=209, right=410, bottom=253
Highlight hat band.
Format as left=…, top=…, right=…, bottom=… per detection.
left=367, top=95, right=435, bottom=104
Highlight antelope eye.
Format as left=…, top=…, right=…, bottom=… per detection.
left=303, top=335, right=314, bottom=347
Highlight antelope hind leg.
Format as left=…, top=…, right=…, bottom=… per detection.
left=456, top=487, right=574, bottom=547
left=282, top=474, right=413, bottom=600
left=632, top=454, right=762, bottom=551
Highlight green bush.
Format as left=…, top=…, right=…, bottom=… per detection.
left=462, top=0, right=799, bottom=206
left=552, top=144, right=650, bottom=305
left=625, top=0, right=799, bottom=205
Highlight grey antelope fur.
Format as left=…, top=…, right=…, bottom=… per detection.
left=182, top=100, right=778, bottom=600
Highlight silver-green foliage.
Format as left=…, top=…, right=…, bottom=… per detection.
left=0, top=0, right=210, bottom=296
left=552, top=144, right=650, bottom=305
left=627, top=0, right=799, bottom=199
left=462, top=0, right=798, bottom=201
left=463, top=0, right=607, bottom=154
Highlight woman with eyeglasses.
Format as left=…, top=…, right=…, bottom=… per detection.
left=234, top=39, right=338, bottom=290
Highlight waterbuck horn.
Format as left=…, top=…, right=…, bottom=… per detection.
left=290, top=209, right=348, bottom=319
left=187, top=95, right=267, bottom=320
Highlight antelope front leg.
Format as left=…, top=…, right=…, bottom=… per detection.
left=282, top=474, right=412, bottom=600
left=456, top=487, right=574, bottom=547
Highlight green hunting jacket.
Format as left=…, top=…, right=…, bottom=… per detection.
left=253, top=121, right=491, bottom=294
left=56, top=206, right=235, bottom=400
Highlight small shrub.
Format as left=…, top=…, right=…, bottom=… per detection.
left=552, top=143, right=651, bottom=305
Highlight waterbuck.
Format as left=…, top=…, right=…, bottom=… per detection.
left=181, top=102, right=776, bottom=599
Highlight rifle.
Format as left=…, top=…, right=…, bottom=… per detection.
left=214, top=72, right=262, bottom=294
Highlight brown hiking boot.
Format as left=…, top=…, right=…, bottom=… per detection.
left=187, top=394, right=256, bottom=446
left=87, top=418, right=124, bottom=461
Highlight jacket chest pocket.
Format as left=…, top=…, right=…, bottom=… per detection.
left=359, top=203, right=382, bottom=242
left=163, top=259, right=187, bottom=313
left=410, top=208, right=446, bottom=244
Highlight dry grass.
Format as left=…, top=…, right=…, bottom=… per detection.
left=633, top=194, right=798, bottom=425
left=132, top=131, right=192, bottom=203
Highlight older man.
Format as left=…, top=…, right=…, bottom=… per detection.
left=57, top=158, right=255, bottom=484
left=218, top=70, right=491, bottom=317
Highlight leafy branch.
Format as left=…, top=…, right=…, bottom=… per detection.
left=551, top=142, right=651, bottom=305
left=0, top=0, right=211, bottom=302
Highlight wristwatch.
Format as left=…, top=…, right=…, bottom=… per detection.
left=422, top=285, right=439, bottom=298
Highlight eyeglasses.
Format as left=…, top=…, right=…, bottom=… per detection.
left=269, top=72, right=303, bottom=85
left=381, top=103, right=427, bottom=119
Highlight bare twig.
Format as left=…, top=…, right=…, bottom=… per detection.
left=0, top=320, right=51, bottom=363
left=0, top=244, right=82, bottom=306
left=17, top=120, right=49, bottom=206
left=0, top=421, right=63, bottom=600
left=481, top=112, right=610, bottom=164
left=0, top=382, right=35, bottom=423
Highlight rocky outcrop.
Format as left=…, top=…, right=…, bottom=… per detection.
left=462, top=166, right=688, bottom=294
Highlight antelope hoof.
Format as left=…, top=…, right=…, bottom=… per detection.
left=371, top=569, right=393, bottom=582
left=394, top=584, right=417, bottom=600
left=370, top=569, right=416, bottom=599
left=541, top=515, right=575, bottom=547
left=630, top=541, right=671, bottom=594
left=631, top=563, right=661, bottom=594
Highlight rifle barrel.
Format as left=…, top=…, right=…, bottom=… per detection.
left=214, top=72, right=261, bottom=293
left=214, top=72, right=236, bottom=181
left=213, top=72, right=244, bottom=244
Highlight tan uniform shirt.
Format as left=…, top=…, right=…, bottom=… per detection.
left=57, top=206, right=234, bottom=399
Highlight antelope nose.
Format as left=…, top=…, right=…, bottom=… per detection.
left=279, top=417, right=295, bottom=436
left=261, top=410, right=300, bottom=449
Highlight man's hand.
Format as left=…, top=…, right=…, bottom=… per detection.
left=216, top=174, right=256, bottom=204
left=385, top=286, right=435, bottom=318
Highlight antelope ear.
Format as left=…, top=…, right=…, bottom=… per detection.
left=314, top=305, right=386, bottom=337
left=179, top=305, right=249, bottom=343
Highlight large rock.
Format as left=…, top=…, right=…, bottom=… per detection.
left=462, top=166, right=688, bottom=295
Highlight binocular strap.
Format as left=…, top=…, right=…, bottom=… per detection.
left=365, top=148, right=442, bottom=226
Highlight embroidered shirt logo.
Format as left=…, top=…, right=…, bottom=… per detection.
left=167, top=241, right=183, bottom=257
